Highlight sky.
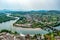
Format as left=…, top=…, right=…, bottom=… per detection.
left=0, top=0, right=60, bottom=11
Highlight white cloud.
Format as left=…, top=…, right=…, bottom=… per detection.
left=0, top=0, right=60, bottom=11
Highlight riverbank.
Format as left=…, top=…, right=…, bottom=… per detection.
left=13, top=23, right=43, bottom=30
left=13, top=23, right=32, bottom=28
left=14, top=27, right=42, bottom=30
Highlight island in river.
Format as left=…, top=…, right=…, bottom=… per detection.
left=13, top=10, right=60, bottom=29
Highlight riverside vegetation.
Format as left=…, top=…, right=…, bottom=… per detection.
left=0, top=13, right=15, bottom=23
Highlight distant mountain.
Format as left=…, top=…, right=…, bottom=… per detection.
left=0, top=9, right=12, bottom=13
left=0, top=9, right=60, bottom=14
left=48, top=10, right=60, bottom=14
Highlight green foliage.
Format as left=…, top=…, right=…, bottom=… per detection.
left=0, top=13, right=15, bottom=23
left=0, top=29, right=19, bottom=34
left=16, top=16, right=27, bottom=24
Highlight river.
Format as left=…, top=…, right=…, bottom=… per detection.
left=0, top=13, right=48, bottom=35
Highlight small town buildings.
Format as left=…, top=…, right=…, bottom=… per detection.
left=55, top=36, right=60, bottom=40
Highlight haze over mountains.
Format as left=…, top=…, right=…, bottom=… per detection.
left=0, top=9, right=60, bottom=16
left=0, top=0, right=60, bottom=11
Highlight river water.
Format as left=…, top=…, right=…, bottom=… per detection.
left=0, top=13, right=49, bottom=35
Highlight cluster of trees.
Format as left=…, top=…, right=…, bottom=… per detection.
left=0, top=29, right=19, bottom=35
left=15, top=16, right=27, bottom=24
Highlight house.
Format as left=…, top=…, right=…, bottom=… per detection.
left=55, top=36, right=60, bottom=40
